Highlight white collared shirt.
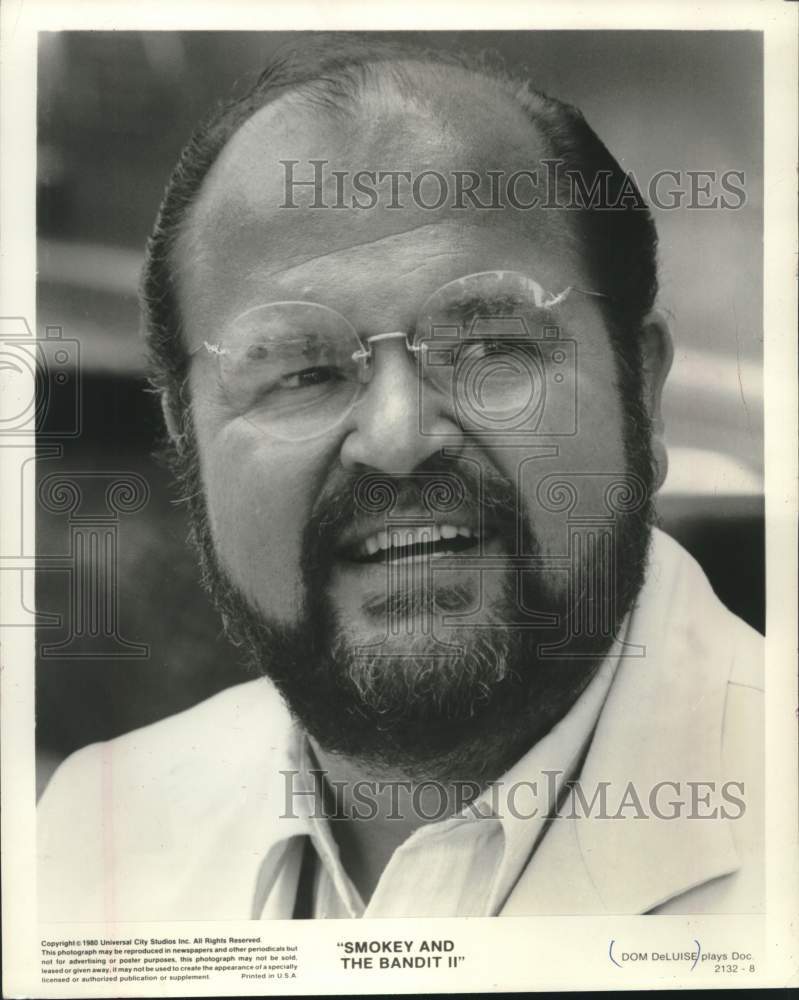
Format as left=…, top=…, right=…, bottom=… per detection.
left=262, top=654, right=620, bottom=918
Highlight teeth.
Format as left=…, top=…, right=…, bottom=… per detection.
left=355, top=524, right=475, bottom=558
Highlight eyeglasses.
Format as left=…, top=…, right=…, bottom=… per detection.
left=191, top=270, right=608, bottom=442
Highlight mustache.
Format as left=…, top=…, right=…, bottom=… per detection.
left=300, top=457, right=526, bottom=576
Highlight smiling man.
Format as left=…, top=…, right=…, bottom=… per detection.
left=38, top=38, right=763, bottom=920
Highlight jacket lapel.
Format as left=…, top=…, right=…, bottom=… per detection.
left=502, top=529, right=741, bottom=915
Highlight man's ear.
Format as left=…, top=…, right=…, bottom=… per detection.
left=160, top=391, right=183, bottom=451
left=639, top=310, right=673, bottom=493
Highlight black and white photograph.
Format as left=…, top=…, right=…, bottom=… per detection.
left=2, top=1, right=797, bottom=996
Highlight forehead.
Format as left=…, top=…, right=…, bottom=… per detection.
left=176, top=71, right=590, bottom=344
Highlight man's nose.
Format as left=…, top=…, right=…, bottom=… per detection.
left=339, top=338, right=462, bottom=474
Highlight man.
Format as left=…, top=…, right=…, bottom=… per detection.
left=38, top=37, right=763, bottom=920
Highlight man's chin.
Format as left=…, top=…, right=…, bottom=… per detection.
left=205, top=560, right=620, bottom=778
left=330, top=619, right=512, bottom=711
left=283, top=616, right=611, bottom=781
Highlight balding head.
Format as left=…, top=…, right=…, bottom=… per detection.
left=176, top=62, right=586, bottom=376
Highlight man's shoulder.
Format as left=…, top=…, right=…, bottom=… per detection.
left=650, top=527, right=764, bottom=815
left=650, top=668, right=764, bottom=915
left=563, top=530, right=764, bottom=916
left=644, top=529, right=764, bottom=914
left=37, top=678, right=296, bottom=921
left=41, top=676, right=294, bottom=804
left=649, top=527, right=763, bottom=646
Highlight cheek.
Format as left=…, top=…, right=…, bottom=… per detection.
left=495, top=353, right=629, bottom=557
left=572, top=348, right=629, bottom=469
left=194, top=413, right=324, bottom=621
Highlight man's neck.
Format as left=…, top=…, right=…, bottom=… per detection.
left=306, top=726, right=537, bottom=906
left=300, top=655, right=611, bottom=905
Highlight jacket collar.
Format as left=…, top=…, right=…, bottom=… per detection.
left=502, top=528, right=741, bottom=914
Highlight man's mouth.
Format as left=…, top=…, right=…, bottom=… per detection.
left=345, top=524, right=482, bottom=564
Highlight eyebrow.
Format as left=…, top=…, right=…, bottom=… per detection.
left=433, top=293, right=554, bottom=317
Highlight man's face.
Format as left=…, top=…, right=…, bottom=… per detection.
left=174, top=79, right=654, bottom=771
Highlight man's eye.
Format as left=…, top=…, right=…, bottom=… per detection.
left=459, top=339, right=516, bottom=361
left=477, top=339, right=507, bottom=355
left=280, top=366, right=343, bottom=390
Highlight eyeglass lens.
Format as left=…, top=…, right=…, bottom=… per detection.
left=209, top=272, right=577, bottom=441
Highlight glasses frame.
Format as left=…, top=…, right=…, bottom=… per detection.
left=189, top=273, right=610, bottom=361
left=185, top=273, right=612, bottom=443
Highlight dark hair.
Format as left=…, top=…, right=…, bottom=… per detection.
left=141, top=34, right=659, bottom=430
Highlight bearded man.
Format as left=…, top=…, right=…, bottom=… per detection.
left=38, top=38, right=763, bottom=920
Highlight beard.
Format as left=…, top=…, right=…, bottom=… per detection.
left=170, top=395, right=655, bottom=782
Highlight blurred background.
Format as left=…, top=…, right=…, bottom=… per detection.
left=36, top=31, right=764, bottom=795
